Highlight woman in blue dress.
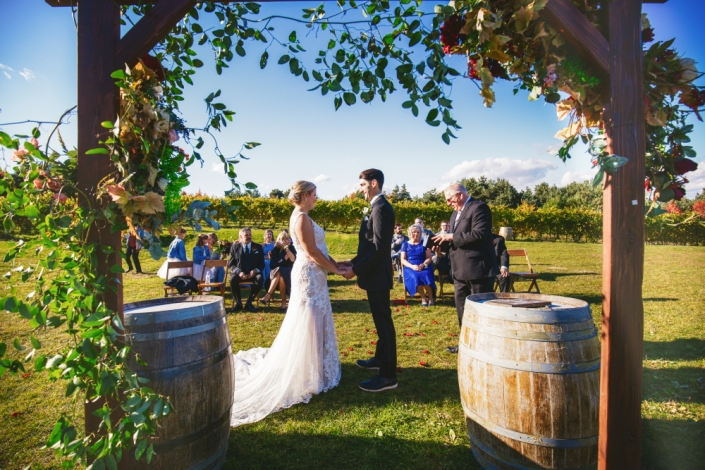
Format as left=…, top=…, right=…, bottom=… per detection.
left=207, top=232, right=225, bottom=283
left=156, top=228, right=188, bottom=279
left=261, top=229, right=275, bottom=286
left=192, top=233, right=211, bottom=281
left=401, top=224, right=436, bottom=306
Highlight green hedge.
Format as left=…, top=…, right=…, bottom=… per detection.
left=180, top=195, right=704, bottom=245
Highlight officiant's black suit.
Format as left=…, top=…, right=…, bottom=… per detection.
left=228, top=241, right=265, bottom=305
left=448, top=199, right=499, bottom=326
left=352, top=195, right=396, bottom=379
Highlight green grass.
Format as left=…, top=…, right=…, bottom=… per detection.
left=0, top=233, right=704, bottom=469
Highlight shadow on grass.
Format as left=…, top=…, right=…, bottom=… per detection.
left=225, top=431, right=479, bottom=470
left=644, top=338, right=705, bottom=361
left=643, top=297, right=680, bottom=302
left=225, top=363, right=478, bottom=469
left=643, top=366, right=705, bottom=404
left=535, top=272, right=599, bottom=282
left=641, top=417, right=705, bottom=470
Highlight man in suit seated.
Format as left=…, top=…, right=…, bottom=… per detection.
left=493, top=233, right=511, bottom=292
left=228, top=227, right=264, bottom=312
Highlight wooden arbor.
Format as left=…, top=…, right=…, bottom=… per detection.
left=46, top=0, right=665, bottom=468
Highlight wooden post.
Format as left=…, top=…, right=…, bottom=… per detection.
left=77, top=0, right=122, bottom=435
left=599, top=0, right=646, bottom=467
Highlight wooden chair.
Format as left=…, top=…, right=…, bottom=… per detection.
left=506, top=249, right=540, bottom=293
left=163, top=261, right=194, bottom=297
left=197, top=259, right=229, bottom=296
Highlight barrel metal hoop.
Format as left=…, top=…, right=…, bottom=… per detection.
left=136, top=346, right=232, bottom=381
left=153, top=405, right=232, bottom=454
left=464, top=407, right=598, bottom=449
left=124, top=301, right=223, bottom=326
left=128, top=317, right=227, bottom=342
left=471, top=447, right=503, bottom=470
left=191, top=438, right=229, bottom=470
left=469, top=434, right=598, bottom=470
left=464, top=301, right=592, bottom=324
left=460, top=345, right=600, bottom=374
left=466, top=321, right=598, bottom=342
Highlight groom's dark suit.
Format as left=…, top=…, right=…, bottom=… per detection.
left=352, top=195, right=396, bottom=379
left=448, top=198, right=498, bottom=326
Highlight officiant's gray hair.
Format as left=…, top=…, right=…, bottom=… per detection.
left=443, top=183, right=468, bottom=199
left=288, top=181, right=316, bottom=204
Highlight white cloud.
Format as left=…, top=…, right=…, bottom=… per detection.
left=440, top=158, right=559, bottom=188
left=211, top=162, right=224, bottom=173
left=0, top=63, right=13, bottom=72
left=685, top=165, right=705, bottom=198
left=2, top=71, right=9, bottom=79
left=18, top=68, right=35, bottom=80
left=0, top=63, right=13, bottom=79
left=313, top=173, right=330, bottom=183
left=560, top=170, right=594, bottom=186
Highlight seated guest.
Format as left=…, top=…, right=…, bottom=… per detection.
left=414, top=217, right=434, bottom=245
left=432, top=220, right=451, bottom=271
left=228, top=227, right=264, bottom=312
left=401, top=224, right=436, bottom=306
left=261, top=231, right=297, bottom=310
left=207, top=232, right=225, bottom=283
left=493, top=233, right=511, bottom=292
left=261, top=229, right=275, bottom=289
left=193, top=233, right=211, bottom=281
left=391, top=223, right=408, bottom=284
left=157, top=228, right=189, bottom=279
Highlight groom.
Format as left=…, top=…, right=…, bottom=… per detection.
left=340, top=169, right=397, bottom=392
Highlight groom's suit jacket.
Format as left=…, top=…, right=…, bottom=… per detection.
left=352, top=195, right=395, bottom=291
left=448, top=198, right=498, bottom=281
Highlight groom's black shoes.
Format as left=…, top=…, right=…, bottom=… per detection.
left=356, top=358, right=381, bottom=370
left=359, top=376, right=398, bottom=393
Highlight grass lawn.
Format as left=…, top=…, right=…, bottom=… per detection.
left=0, top=230, right=703, bottom=469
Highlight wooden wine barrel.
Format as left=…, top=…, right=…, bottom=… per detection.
left=120, top=296, right=234, bottom=470
left=459, top=293, right=600, bottom=470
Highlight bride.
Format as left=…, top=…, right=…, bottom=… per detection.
left=230, top=180, right=350, bottom=427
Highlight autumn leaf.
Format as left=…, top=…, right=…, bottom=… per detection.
left=556, top=99, right=575, bottom=121
left=106, top=184, right=130, bottom=205
left=514, top=6, right=532, bottom=33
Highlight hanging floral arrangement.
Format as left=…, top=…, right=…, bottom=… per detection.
left=437, top=0, right=703, bottom=207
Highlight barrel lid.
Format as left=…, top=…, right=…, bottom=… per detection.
left=123, top=296, right=224, bottom=326
left=464, top=293, right=591, bottom=324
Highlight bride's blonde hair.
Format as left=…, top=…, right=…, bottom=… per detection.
left=288, top=180, right=316, bottom=205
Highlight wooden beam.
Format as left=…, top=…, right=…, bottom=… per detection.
left=599, top=0, right=646, bottom=468
left=114, top=0, right=196, bottom=68
left=542, top=0, right=611, bottom=76
left=77, top=0, right=122, bottom=435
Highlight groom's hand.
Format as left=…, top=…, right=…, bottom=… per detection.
left=342, top=268, right=356, bottom=280
left=337, top=261, right=353, bottom=268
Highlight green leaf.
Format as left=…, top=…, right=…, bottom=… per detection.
left=146, top=444, right=155, bottom=464
left=100, top=121, right=114, bottom=129
left=0, top=131, right=12, bottom=147
left=343, top=92, right=357, bottom=105
left=13, top=338, right=24, bottom=351
left=135, top=438, right=148, bottom=460
left=289, top=30, right=297, bottom=42
left=592, top=169, right=604, bottom=188
left=260, top=51, right=268, bottom=69
left=425, top=109, right=439, bottom=122
left=383, top=34, right=395, bottom=45
left=24, top=205, right=39, bottom=218
left=30, top=335, right=41, bottom=350
left=86, top=148, right=109, bottom=155
left=278, top=55, right=291, bottom=65
left=442, top=132, right=450, bottom=145
left=110, top=70, right=127, bottom=80
left=0, top=342, right=6, bottom=357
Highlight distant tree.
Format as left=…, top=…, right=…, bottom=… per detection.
left=388, top=184, right=412, bottom=202
left=458, top=177, right=521, bottom=208
left=269, top=189, right=287, bottom=199
left=418, top=188, right=445, bottom=204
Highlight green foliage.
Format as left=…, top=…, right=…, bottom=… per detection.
left=388, top=184, right=412, bottom=203
left=458, top=177, right=521, bottom=208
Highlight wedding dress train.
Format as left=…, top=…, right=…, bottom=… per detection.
left=230, top=212, right=341, bottom=427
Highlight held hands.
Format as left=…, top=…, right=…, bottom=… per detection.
left=239, top=271, right=255, bottom=280
left=336, top=261, right=355, bottom=280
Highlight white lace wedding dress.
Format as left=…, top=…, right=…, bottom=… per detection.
left=230, top=212, right=341, bottom=427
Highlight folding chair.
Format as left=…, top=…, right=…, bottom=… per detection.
left=163, top=261, right=194, bottom=297
left=197, top=259, right=229, bottom=296
left=506, top=249, right=540, bottom=293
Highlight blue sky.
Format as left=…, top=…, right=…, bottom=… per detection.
left=1, top=0, right=703, bottom=200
